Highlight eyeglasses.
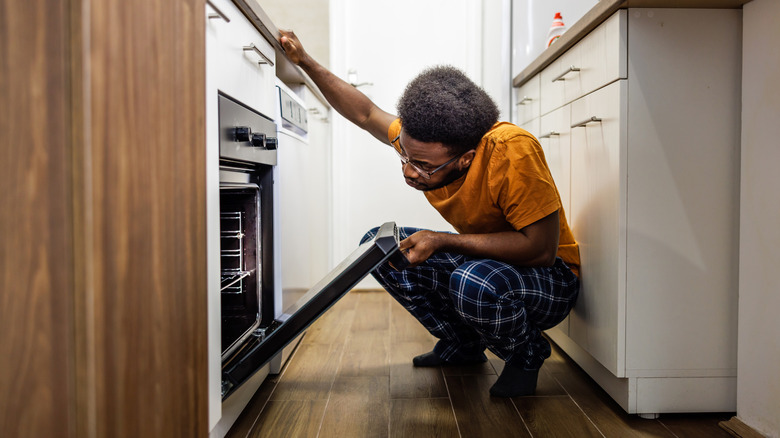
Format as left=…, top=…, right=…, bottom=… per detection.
left=390, top=135, right=465, bottom=180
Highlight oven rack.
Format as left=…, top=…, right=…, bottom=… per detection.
left=221, top=270, right=253, bottom=293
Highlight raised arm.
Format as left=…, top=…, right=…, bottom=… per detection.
left=279, top=30, right=396, bottom=144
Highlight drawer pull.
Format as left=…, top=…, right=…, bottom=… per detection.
left=206, top=0, right=230, bottom=22
left=552, top=65, right=581, bottom=82
left=516, top=96, right=532, bottom=106
left=571, top=116, right=602, bottom=128
left=243, top=43, right=274, bottom=66
left=539, top=131, right=560, bottom=139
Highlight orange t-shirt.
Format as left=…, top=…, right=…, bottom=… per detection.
left=388, top=119, right=580, bottom=276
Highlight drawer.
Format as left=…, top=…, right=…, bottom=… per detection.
left=540, top=50, right=571, bottom=115
left=541, top=10, right=626, bottom=114
left=206, top=0, right=277, bottom=118
left=577, top=10, right=626, bottom=99
left=514, top=74, right=540, bottom=126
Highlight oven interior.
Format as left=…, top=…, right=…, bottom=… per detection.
left=220, top=185, right=261, bottom=356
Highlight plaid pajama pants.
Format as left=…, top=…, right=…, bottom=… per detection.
left=362, top=226, right=580, bottom=370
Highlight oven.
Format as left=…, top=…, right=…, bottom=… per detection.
left=217, top=93, right=277, bottom=402
left=209, top=93, right=409, bottom=437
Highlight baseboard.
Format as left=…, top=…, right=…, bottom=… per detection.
left=719, top=417, right=768, bottom=438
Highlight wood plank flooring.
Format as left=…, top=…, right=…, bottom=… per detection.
left=226, top=290, right=733, bottom=438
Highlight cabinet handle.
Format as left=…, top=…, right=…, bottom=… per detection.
left=538, top=131, right=560, bottom=139
left=243, top=43, right=274, bottom=66
left=571, top=116, right=602, bottom=128
left=206, top=0, right=230, bottom=22
left=552, top=65, right=581, bottom=82
left=516, top=96, right=532, bottom=106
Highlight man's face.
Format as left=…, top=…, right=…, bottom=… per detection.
left=393, top=131, right=474, bottom=191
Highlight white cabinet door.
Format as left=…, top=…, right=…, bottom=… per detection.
left=303, top=92, right=333, bottom=281
left=208, top=0, right=276, bottom=117
left=539, top=105, right=571, bottom=217
left=539, top=104, right=571, bottom=337
left=568, top=80, right=627, bottom=377
left=541, top=51, right=570, bottom=115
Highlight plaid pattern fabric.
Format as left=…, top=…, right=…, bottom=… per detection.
left=362, top=226, right=580, bottom=370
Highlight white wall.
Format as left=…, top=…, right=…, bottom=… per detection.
left=481, top=0, right=513, bottom=121
left=738, top=0, right=780, bottom=436
left=329, top=0, right=485, bottom=288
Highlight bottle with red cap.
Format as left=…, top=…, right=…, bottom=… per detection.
left=546, top=12, right=567, bottom=47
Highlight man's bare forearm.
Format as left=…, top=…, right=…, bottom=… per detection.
left=438, top=231, right=556, bottom=267
left=399, top=211, right=561, bottom=268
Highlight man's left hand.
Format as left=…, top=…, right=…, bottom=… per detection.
left=398, top=230, right=443, bottom=268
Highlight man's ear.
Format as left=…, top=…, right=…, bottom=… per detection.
left=459, top=149, right=477, bottom=170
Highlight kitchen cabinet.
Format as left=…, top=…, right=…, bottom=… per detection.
left=1, top=1, right=208, bottom=437
left=513, top=8, right=741, bottom=415
left=207, top=0, right=277, bottom=117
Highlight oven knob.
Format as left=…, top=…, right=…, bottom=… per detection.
left=251, top=133, right=266, bottom=147
left=265, top=137, right=278, bottom=150
left=234, top=126, right=251, bottom=142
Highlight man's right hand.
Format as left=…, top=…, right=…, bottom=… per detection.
left=279, top=30, right=308, bottom=67
left=276, top=29, right=396, bottom=144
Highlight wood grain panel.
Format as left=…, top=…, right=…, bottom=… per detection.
left=247, top=400, right=327, bottom=438
left=338, top=330, right=390, bottom=377
left=227, top=291, right=737, bottom=438
left=389, top=342, right=448, bottom=399
left=270, top=343, right=343, bottom=401
left=514, top=396, right=603, bottom=437
left=545, top=344, right=675, bottom=437
left=319, top=376, right=391, bottom=438
left=446, top=374, right=532, bottom=437
left=85, top=0, right=207, bottom=436
left=302, top=291, right=358, bottom=345
left=0, top=1, right=75, bottom=437
left=389, top=398, right=459, bottom=438
left=659, top=414, right=734, bottom=438
left=353, top=290, right=390, bottom=331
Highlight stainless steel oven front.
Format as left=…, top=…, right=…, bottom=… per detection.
left=217, top=93, right=277, bottom=398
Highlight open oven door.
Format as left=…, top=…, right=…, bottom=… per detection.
left=221, top=221, right=408, bottom=399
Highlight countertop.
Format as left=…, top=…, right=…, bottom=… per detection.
left=512, top=0, right=750, bottom=88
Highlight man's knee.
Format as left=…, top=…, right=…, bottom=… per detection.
left=449, top=261, right=493, bottom=312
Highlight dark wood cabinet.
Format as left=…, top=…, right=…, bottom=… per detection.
left=1, top=1, right=208, bottom=436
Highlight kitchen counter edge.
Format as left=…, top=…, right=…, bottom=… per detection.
left=512, top=0, right=750, bottom=88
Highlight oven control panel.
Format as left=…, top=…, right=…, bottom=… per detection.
left=278, top=86, right=308, bottom=136
left=219, top=93, right=278, bottom=166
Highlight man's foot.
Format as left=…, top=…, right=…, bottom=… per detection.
left=489, top=364, right=539, bottom=397
left=412, top=350, right=488, bottom=367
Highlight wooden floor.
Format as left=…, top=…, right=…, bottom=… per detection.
left=227, top=290, right=734, bottom=438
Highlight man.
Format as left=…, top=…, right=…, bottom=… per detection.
left=279, top=30, right=580, bottom=397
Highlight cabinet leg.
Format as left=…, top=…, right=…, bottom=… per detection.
left=638, top=413, right=660, bottom=420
